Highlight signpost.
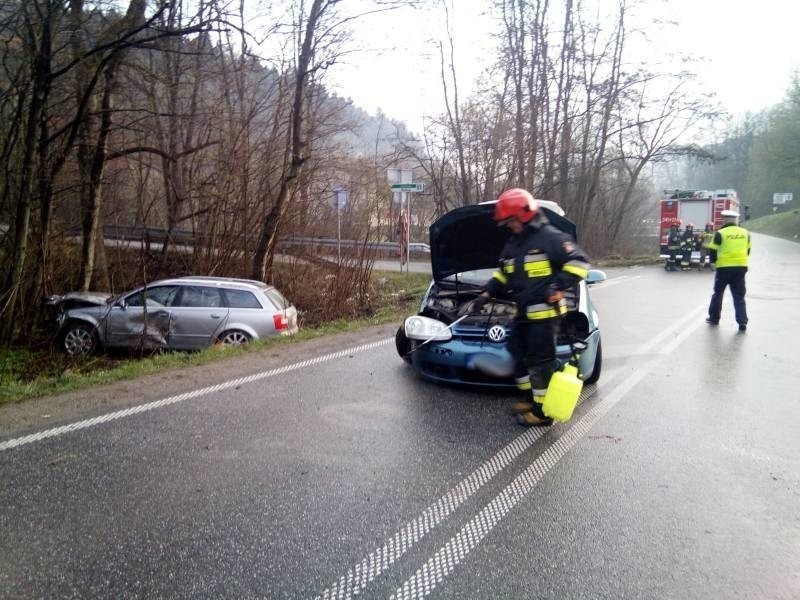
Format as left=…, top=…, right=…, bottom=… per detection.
left=387, top=169, right=425, bottom=272
left=332, top=188, right=347, bottom=263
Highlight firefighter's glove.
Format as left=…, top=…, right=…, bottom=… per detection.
left=547, top=287, right=563, bottom=304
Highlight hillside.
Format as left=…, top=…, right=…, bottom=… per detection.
left=745, top=209, right=800, bottom=242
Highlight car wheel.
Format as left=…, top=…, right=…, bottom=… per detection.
left=61, top=322, right=98, bottom=356
left=218, top=329, right=251, bottom=346
left=395, top=325, right=411, bottom=363
left=583, top=340, right=602, bottom=384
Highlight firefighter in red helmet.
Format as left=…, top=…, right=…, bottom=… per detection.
left=464, top=188, right=591, bottom=426
left=680, top=223, right=695, bottom=270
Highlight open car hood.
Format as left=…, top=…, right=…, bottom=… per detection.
left=429, top=201, right=577, bottom=281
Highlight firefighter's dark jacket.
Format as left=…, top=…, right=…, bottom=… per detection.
left=485, top=222, right=590, bottom=320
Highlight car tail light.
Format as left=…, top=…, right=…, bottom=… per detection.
left=273, top=313, right=288, bottom=331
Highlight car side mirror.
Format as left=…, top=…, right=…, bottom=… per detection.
left=586, top=269, right=607, bottom=285
left=114, top=299, right=127, bottom=310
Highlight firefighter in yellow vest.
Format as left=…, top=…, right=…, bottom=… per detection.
left=705, top=210, right=751, bottom=331
left=699, top=222, right=714, bottom=268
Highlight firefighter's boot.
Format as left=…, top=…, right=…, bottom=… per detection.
left=510, top=401, right=534, bottom=414
left=516, top=412, right=553, bottom=427
left=515, top=360, right=555, bottom=426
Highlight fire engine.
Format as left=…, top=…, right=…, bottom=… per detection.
left=659, top=189, right=740, bottom=255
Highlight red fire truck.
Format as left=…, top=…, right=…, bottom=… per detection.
left=659, top=189, right=740, bottom=255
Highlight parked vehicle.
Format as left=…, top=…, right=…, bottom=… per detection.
left=47, top=276, right=298, bottom=356
left=395, top=201, right=606, bottom=388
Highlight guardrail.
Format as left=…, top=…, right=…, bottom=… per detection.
left=63, top=225, right=431, bottom=254
left=281, top=236, right=430, bottom=254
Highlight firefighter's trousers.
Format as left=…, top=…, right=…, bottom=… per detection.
left=508, top=317, right=559, bottom=418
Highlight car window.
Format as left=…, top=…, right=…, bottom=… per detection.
left=264, top=288, right=289, bottom=310
left=125, top=286, right=180, bottom=308
left=224, top=288, right=263, bottom=309
left=176, top=285, right=224, bottom=308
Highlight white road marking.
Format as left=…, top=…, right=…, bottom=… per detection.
left=591, top=274, right=642, bottom=289
left=392, top=304, right=706, bottom=599
left=1, top=270, right=646, bottom=454
left=315, top=387, right=595, bottom=600
left=314, top=305, right=704, bottom=599
left=0, top=339, right=392, bottom=452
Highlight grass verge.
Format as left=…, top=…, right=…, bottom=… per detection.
left=0, top=271, right=430, bottom=406
left=745, top=209, right=800, bottom=242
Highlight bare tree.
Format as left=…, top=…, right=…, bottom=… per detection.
left=0, top=0, right=208, bottom=342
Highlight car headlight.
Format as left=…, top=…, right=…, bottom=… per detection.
left=404, top=315, right=453, bottom=342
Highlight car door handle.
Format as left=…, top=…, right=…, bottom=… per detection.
left=210, top=314, right=221, bottom=319
left=156, top=311, right=169, bottom=317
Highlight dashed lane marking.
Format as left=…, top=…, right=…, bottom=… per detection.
left=0, top=339, right=392, bottom=452
left=315, top=385, right=596, bottom=600
left=314, top=305, right=704, bottom=599
left=392, top=305, right=706, bottom=599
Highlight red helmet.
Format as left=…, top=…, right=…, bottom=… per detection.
left=686, top=222, right=694, bottom=228
left=494, top=188, right=539, bottom=224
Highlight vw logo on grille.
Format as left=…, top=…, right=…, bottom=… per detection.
left=487, top=325, right=506, bottom=342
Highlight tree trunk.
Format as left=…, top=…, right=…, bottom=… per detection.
left=252, top=0, right=326, bottom=282
left=1, top=10, right=52, bottom=343
left=79, top=62, right=119, bottom=291
left=77, top=0, right=148, bottom=290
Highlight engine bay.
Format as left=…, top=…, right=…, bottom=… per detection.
left=420, top=289, right=514, bottom=326
left=419, top=281, right=590, bottom=342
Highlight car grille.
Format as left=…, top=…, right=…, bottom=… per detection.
left=451, top=324, right=510, bottom=342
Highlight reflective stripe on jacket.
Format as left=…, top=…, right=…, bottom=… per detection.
left=486, top=222, right=590, bottom=321
left=708, top=225, right=750, bottom=267
left=525, top=301, right=568, bottom=320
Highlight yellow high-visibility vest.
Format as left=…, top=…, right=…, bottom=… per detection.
left=709, top=226, right=750, bottom=267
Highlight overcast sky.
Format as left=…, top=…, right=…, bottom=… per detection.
left=325, top=0, right=800, bottom=133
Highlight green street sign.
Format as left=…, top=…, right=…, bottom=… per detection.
left=391, top=183, right=424, bottom=192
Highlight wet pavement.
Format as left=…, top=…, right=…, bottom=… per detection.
left=1, top=234, right=798, bottom=599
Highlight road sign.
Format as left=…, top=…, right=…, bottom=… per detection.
left=331, top=188, right=347, bottom=210
left=391, top=183, right=424, bottom=193
left=773, top=192, right=793, bottom=205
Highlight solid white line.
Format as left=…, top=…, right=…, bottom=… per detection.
left=0, top=339, right=393, bottom=452
left=392, top=304, right=707, bottom=599
left=313, top=304, right=705, bottom=600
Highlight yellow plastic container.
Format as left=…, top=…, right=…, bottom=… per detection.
left=542, top=364, right=583, bottom=422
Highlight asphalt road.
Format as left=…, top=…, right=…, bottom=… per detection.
left=1, top=233, right=798, bottom=599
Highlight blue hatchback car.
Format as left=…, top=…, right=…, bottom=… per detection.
left=395, top=200, right=606, bottom=388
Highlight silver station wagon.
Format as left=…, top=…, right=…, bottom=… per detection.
left=49, top=276, right=299, bottom=356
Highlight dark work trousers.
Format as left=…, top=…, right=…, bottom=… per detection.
left=708, top=266, right=748, bottom=326
left=508, top=318, right=559, bottom=418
